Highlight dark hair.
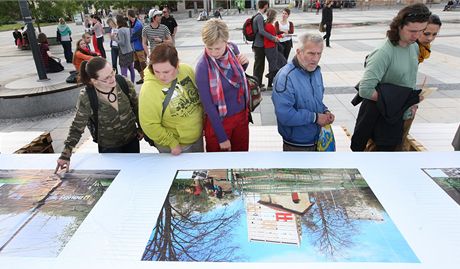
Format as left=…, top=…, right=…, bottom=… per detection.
left=258, top=0, right=269, bottom=9
left=387, top=3, right=431, bottom=46
left=73, top=39, right=98, bottom=63
left=283, top=8, right=291, bottom=16
left=79, top=57, right=108, bottom=85
left=37, top=32, right=48, bottom=44
left=127, top=9, right=136, bottom=18
left=116, top=15, right=128, bottom=28
left=148, top=43, right=179, bottom=74
left=91, top=14, right=102, bottom=24
left=428, top=14, right=442, bottom=27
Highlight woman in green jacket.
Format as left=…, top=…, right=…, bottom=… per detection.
left=139, top=44, right=203, bottom=155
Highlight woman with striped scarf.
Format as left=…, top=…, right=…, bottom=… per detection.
left=195, top=19, right=250, bottom=152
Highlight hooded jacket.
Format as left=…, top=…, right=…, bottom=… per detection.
left=139, top=63, right=203, bottom=149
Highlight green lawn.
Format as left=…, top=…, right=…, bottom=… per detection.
left=0, top=22, right=57, bottom=32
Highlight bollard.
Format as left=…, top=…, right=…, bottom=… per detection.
left=189, top=10, right=192, bottom=18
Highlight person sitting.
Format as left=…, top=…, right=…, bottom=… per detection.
left=213, top=8, right=222, bottom=19
left=37, top=33, right=64, bottom=73
left=56, top=57, right=143, bottom=172
left=73, top=38, right=99, bottom=73
left=197, top=10, right=208, bottom=21
left=13, top=29, right=22, bottom=47
left=444, top=0, right=454, bottom=11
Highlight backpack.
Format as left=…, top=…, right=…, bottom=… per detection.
left=242, top=13, right=260, bottom=42
left=86, top=74, right=147, bottom=144
left=245, top=73, right=262, bottom=112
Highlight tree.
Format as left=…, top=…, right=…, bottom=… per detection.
left=142, top=193, right=243, bottom=261
left=302, top=190, right=357, bottom=260
left=0, top=1, right=21, bottom=26
left=27, top=0, right=82, bottom=32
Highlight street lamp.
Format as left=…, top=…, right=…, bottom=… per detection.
left=18, top=0, right=48, bottom=81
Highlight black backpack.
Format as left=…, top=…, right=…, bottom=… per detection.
left=86, top=75, right=152, bottom=144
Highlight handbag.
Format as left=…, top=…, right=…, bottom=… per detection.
left=245, top=73, right=262, bottom=112
left=319, top=23, right=325, bottom=33
left=317, top=124, right=336, bottom=151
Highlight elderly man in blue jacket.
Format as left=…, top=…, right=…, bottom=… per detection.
left=272, top=33, right=335, bottom=151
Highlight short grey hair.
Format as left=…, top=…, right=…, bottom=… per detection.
left=297, top=33, right=324, bottom=51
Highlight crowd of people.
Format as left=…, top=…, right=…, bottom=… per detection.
left=28, top=2, right=454, bottom=172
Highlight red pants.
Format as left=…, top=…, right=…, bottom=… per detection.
left=204, top=109, right=249, bottom=152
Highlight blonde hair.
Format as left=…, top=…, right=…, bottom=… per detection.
left=59, top=18, right=65, bottom=24
left=201, top=19, right=229, bottom=46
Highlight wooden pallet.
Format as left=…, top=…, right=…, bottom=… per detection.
left=340, top=126, right=426, bottom=152
left=14, top=132, right=54, bottom=154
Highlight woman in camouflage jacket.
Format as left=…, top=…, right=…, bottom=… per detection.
left=56, top=57, right=142, bottom=172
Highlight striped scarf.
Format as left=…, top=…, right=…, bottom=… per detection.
left=204, top=44, right=248, bottom=117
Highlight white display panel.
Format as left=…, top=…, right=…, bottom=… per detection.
left=0, top=152, right=459, bottom=269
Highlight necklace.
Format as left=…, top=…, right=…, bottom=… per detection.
left=96, top=87, right=117, bottom=103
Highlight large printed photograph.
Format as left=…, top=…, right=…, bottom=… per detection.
left=423, top=168, right=460, bottom=205
left=142, top=168, right=418, bottom=263
left=0, top=169, right=118, bottom=257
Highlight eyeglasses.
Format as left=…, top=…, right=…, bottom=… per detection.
left=97, top=69, right=116, bottom=83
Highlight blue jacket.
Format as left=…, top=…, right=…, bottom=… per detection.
left=130, top=18, right=144, bottom=51
left=272, top=57, right=328, bottom=146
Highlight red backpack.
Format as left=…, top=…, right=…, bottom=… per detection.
left=242, top=13, right=261, bottom=42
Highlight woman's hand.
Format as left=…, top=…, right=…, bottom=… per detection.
left=237, top=53, right=249, bottom=66
left=55, top=158, right=70, bottom=173
left=219, top=140, right=231, bottom=151
left=171, top=145, right=182, bottom=156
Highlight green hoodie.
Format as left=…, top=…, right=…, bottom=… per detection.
left=139, top=63, right=203, bottom=149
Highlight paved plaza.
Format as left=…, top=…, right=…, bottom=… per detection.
left=0, top=4, right=459, bottom=153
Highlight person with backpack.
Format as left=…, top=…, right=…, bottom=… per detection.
left=252, top=0, right=278, bottom=88
left=56, top=57, right=143, bottom=172
left=139, top=44, right=204, bottom=155
left=195, top=19, right=250, bottom=152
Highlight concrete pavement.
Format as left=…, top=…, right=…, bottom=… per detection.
left=0, top=4, right=459, bottom=153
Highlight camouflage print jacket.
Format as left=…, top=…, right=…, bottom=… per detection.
left=60, top=78, right=139, bottom=160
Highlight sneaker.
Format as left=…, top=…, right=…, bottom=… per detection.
left=136, top=79, right=144, bottom=84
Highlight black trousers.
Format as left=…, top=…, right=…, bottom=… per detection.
left=111, top=46, right=119, bottom=73
left=97, top=36, right=106, bottom=58
left=253, top=46, right=266, bottom=86
left=61, top=41, right=73, bottom=63
left=323, top=23, right=332, bottom=47
left=278, top=40, right=292, bottom=61
left=98, top=137, right=140, bottom=153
